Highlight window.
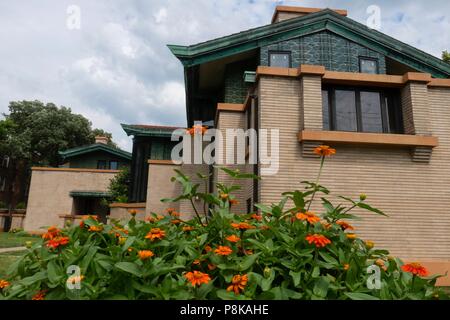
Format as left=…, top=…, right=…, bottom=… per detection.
left=97, top=160, right=107, bottom=169
left=109, top=161, right=119, bottom=170
left=269, top=51, right=291, bottom=68
left=322, top=86, right=403, bottom=134
left=359, top=57, right=379, bottom=74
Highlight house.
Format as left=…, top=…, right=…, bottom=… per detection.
left=140, top=6, right=450, bottom=283
left=24, top=136, right=131, bottom=232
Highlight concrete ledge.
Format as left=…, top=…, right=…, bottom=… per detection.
left=217, top=103, right=246, bottom=112
left=32, top=167, right=120, bottom=174
left=147, top=160, right=180, bottom=166
left=429, top=78, right=450, bottom=88
left=299, top=130, right=439, bottom=148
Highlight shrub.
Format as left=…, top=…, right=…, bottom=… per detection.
left=107, top=167, right=130, bottom=203
left=0, top=147, right=447, bottom=300
left=15, top=202, right=26, bottom=210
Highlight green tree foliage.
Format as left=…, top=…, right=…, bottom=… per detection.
left=0, top=100, right=115, bottom=167
left=91, top=129, right=118, bottom=148
left=107, top=167, right=130, bottom=203
left=443, top=51, right=450, bottom=63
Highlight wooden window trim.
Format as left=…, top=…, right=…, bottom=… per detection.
left=298, top=130, right=438, bottom=148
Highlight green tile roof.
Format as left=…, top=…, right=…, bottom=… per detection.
left=168, top=9, right=450, bottom=78
left=59, top=143, right=132, bottom=161
left=121, top=124, right=181, bottom=138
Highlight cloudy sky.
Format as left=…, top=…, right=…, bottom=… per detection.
left=0, top=0, right=449, bottom=151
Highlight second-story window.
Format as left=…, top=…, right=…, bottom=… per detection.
left=269, top=51, right=291, bottom=68
left=322, top=86, right=403, bottom=134
left=97, top=160, right=107, bottom=169
left=109, top=161, right=119, bottom=170
left=359, top=57, right=379, bottom=74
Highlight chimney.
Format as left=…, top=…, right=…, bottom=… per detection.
left=272, top=6, right=347, bottom=24
left=95, top=136, right=109, bottom=145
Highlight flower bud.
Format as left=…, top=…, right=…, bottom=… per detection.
left=25, top=241, right=33, bottom=249
left=360, top=194, right=367, bottom=201
left=264, top=267, right=271, bottom=278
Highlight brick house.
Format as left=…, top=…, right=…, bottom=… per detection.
left=131, top=6, right=450, bottom=283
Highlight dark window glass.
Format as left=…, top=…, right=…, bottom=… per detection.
left=323, top=86, right=403, bottom=134
left=359, top=58, right=379, bottom=74
left=97, top=160, right=107, bottom=169
left=109, top=161, right=119, bottom=170
left=360, top=91, right=383, bottom=133
left=269, top=52, right=291, bottom=68
left=335, top=90, right=357, bottom=132
left=322, top=90, right=330, bottom=130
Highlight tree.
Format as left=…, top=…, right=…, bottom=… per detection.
left=443, top=51, right=450, bottom=63
left=91, top=128, right=118, bottom=148
left=106, top=167, right=130, bottom=203
left=1, top=100, right=115, bottom=167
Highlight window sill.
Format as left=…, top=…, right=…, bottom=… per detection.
left=298, top=131, right=438, bottom=162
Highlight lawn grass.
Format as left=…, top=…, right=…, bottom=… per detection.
left=0, top=250, right=26, bottom=278
left=0, top=232, right=41, bottom=248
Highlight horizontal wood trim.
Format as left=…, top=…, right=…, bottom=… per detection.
left=256, top=65, right=448, bottom=89
left=147, top=160, right=180, bottom=166
left=217, top=103, right=246, bottom=112
left=298, top=130, right=439, bottom=148
left=429, top=78, right=450, bottom=88
left=31, top=167, right=120, bottom=174
left=109, top=202, right=146, bottom=209
left=0, top=213, right=26, bottom=218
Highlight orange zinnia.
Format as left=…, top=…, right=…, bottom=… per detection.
left=337, top=221, right=354, bottom=231
left=88, top=225, right=103, bottom=232
left=184, top=271, right=211, bottom=287
left=128, top=209, right=137, bottom=216
left=346, top=234, right=357, bottom=240
left=32, top=290, right=47, bottom=300
left=226, top=235, right=241, bottom=243
left=171, top=219, right=182, bottom=225
left=145, top=228, right=166, bottom=241
left=166, top=208, right=180, bottom=217
left=305, top=234, right=331, bottom=248
left=46, top=236, right=70, bottom=250
left=42, top=226, right=60, bottom=240
left=343, top=264, right=350, bottom=271
left=204, top=245, right=212, bottom=253
left=231, top=222, right=255, bottom=230
left=220, top=193, right=229, bottom=200
left=314, top=145, right=336, bottom=157
left=402, top=263, right=429, bottom=277
left=229, top=199, right=239, bottom=205
left=365, top=240, right=375, bottom=249
left=67, top=275, right=85, bottom=285
left=186, top=125, right=208, bottom=136
left=208, top=264, right=217, bottom=271
left=227, top=274, right=248, bottom=295
left=183, top=226, right=195, bottom=232
left=250, top=214, right=262, bottom=221
left=296, top=212, right=321, bottom=224
left=0, top=279, right=10, bottom=289
left=214, top=246, right=233, bottom=256
left=138, top=250, right=154, bottom=260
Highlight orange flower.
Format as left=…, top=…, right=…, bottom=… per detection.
left=322, top=222, right=332, bottom=230
left=186, top=125, right=208, bottom=136
left=305, top=234, right=331, bottom=248
left=227, top=274, right=248, bottom=295
left=88, top=225, right=103, bottom=232
left=204, top=245, right=212, bottom=253
left=296, top=212, right=321, bottom=224
left=343, top=264, right=350, bottom=271
left=314, top=146, right=336, bottom=157
left=42, top=226, right=60, bottom=240
left=231, top=222, right=255, bottom=230
left=401, top=263, right=429, bottom=277
left=229, top=199, right=239, bottom=205
left=337, top=221, right=354, bottom=231
left=220, top=193, right=229, bottom=200
left=128, top=209, right=137, bottom=216
left=313, top=145, right=336, bottom=157
left=184, top=271, right=211, bottom=287
left=46, top=236, right=70, bottom=250
left=183, top=226, right=195, bottom=232
left=166, top=208, right=180, bottom=217
left=192, top=259, right=201, bottom=265
left=0, top=279, right=10, bottom=289
left=171, top=219, right=182, bottom=225
left=226, top=235, right=241, bottom=243
left=32, top=290, right=47, bottom=300
left=138, top=250, right=154, bottom=260
left=145, top=228, right=166, bottom=241
left=250, top=214, right=262, bottom=221
left=214, top=246, right=233, bottom=256
left=346, top=234, right=357, bottom=240
left=67, top=275, right=85, bottom=285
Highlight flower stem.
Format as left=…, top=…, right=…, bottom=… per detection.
left=307, top=156, right=325, bottom=212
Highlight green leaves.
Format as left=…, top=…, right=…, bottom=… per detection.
left=345, top=292, right=380, bottom=300
left=114, top=262, right=142, bottom=278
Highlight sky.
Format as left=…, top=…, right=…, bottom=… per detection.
left=0, top=0, right=449, bottom=151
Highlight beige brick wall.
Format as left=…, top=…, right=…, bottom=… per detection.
left=258, top=75, right=450, bottom=261
left=146, top=163, right=181, bottom=216
left=25, top=169, right=116, bottom=232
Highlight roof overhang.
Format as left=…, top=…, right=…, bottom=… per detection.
left=168, top=9, right=450, bottom=78
left=121, top=124, right=181, bottom=138
left=59, top=144, right=131, bottom=161
left=70, top=191, right=111, bottom=198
